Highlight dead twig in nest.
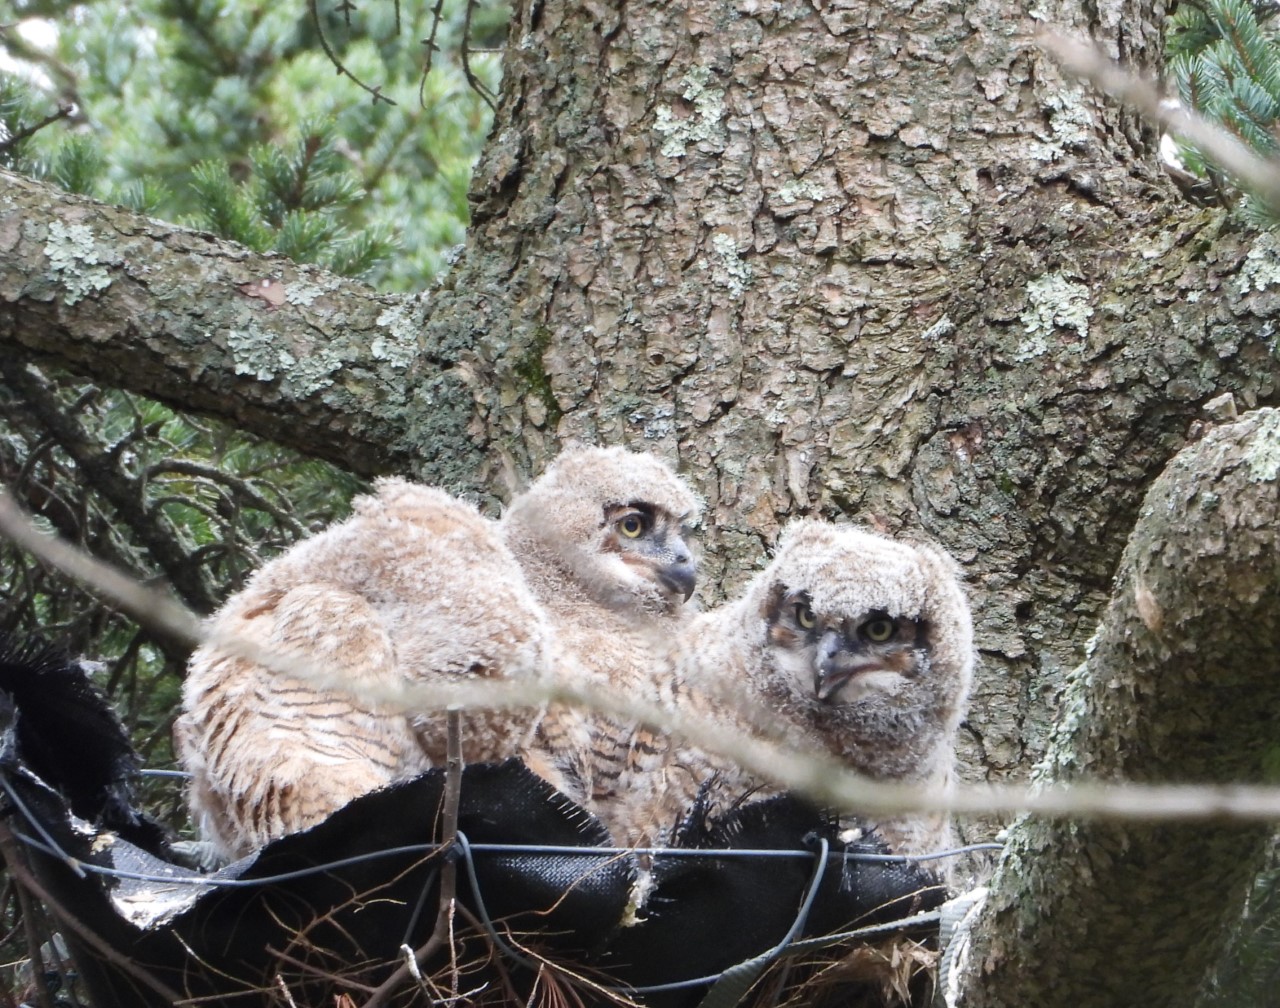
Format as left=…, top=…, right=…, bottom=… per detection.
left=748, top=934, right=938, bottom=1008
left=362, top=708, right=463, bottom=1008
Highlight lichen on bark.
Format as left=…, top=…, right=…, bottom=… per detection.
left=957, top=409, right=1280, bottom=1008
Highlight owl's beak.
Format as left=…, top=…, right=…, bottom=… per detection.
left=815, top=630, right=865, bottom=702
left=815, top=631, right=845, bottom=701
left=656, top=559, right=697, bottom=602
left=815, top=666, right=847, bottom=702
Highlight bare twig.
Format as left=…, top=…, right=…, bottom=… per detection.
left=144, top=457, right=307, bottom=538
left=417, top=0, right=450, bottom=108
left=361, top=708, right=463, bottom=1008
left=0, top=488, right=202, bottom=644
left=307, top=0, right=396, bottom=106
left=1, top=824, right=56, bottom=1008
left=274, top=974, right=299, bottom=1008
left=0, top=359, right=219, bottom=613
left=460, top=0, right=497, bottom=111
left=0, top=103, right=75, bottom=158
left=0, top=489, right=202, bottom=647
left=441, top=707, right=462, bottom=994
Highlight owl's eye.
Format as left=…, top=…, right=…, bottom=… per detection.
left=862, top=617, right=896, bottom=642
left=795, top=603, right=817, bottom=629
left=618, top=513, right=646, bottom=538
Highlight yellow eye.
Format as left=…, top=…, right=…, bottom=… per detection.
left=863, top=618, right=896, bottom=643
left=619, top=514, right=645, bottom=538
left=795, top=603, right=816, bottom=629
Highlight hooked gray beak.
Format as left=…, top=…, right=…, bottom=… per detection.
left=657, top=559, right=697, bottom=602
left=814, top=630, right=851, bottom=702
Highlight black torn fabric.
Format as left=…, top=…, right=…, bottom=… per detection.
left=0, top=634, right=170, bottom=855
left=0, top=635, right=943, bottom=1007
left=594, top=798, right=945, bottom=1006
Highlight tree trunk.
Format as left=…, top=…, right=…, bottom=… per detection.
left=406, top=0, right=1278, bottom=786
left=4, top=0, right=1280, bottom=1002
left=953, top=408, right=1280, bottom=1007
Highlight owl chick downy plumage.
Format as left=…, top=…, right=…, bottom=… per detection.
left=631, top=519, right=974, bottom=858
left=176, top=478, right=557, bottom=859
left=499, top=446, right=703, bottom=818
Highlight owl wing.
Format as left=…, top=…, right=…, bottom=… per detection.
left=592, top=608, right=764, bottom=847
left=177, top=582, right=428, bottom=858
left=179, top=479, right=586, bottom=858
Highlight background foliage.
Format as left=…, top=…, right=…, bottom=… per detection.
left=1167, top=0, right=1280, bottom=219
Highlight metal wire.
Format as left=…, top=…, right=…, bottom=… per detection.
left=618, top=836, right=832, bottom=997
left=453, top=830, right=842, bottom=997
left=11, top=829, right=447, bottom=888
left=467, top=840, right=1004, bottom=863
left=3, top=775, right=1002, bottom=893
left=0, top=775, right=87, bottom=878
left=3, top=777, right=964, bottom=1001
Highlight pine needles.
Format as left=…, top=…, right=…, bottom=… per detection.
left=1168, top=0, right=1280, bottom=221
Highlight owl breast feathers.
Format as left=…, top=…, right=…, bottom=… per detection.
left=620, top=519, right=974, bottom=858
left=176, top=478, right=558, bottom=859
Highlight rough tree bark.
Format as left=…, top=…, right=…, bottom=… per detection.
left=0, top=178, right=454, bottom=480
left=3, top=0, right=1280, bottom=1003
left=953, top=408, right=1280, bottom=1007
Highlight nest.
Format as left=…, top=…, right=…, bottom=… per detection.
left=0, top=635, right=949, bottom=1008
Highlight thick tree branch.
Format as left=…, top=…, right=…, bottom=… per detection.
left=955, top=408, right=1280, bottom=1008
left=0, top=169, right=481, bottom=482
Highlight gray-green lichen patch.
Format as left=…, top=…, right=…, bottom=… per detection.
left=225, top=323, right=340, bottom=395
left=1031, top=659, right=1093, bottom=782
left=285, top=346, right=343, bottom=397
left=709, top=232, right=752, bottom=298
left=628, top=402, right=676, bottom=440
left=1245, top=409, right=1280, bottom=482
left=1237, top=231, right=1280, bottom=294
left=44, top=221, right=112, bottom=305
left=394, top=371, right=483, bottom=488
left=374, top=300, right=426, bottom=369
left=776, top=178, right=826, bottom=204
left=654, top=66, right=726, bottom=158
left=1029, top=77, right=1093, bottom=162
left=922, top=315, right=956, bottom=342
left=227, top=324, right=283, bottom=381
left=1017, top=273, right=1093, bottom=360
left=285, top=276, right=340, bottom=307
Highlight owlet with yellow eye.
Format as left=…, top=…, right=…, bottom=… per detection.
left=499, top=445, right=702, bottom=822
left=620, top=519, right=974, bottom=860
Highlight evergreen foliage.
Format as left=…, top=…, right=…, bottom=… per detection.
left=1167, top=0, right=1280, bottom=220
left=1196, top=837, right=1280, bottom=1007
left=3, top=0, right=502, bottom=287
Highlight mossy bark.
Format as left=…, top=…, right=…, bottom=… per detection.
left=955, top=409, right=1280, bottom=1008
left=0, top=172, right=477, bottom=483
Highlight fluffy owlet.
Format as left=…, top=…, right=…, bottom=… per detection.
left=499, top=445, right=703, bottom=820
left=628, top=519, right=974, bottom=858
left=176, top=478, right=559, bottom=859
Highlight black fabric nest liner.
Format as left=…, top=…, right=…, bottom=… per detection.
left=0, top=636, right=945, bottom=1007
